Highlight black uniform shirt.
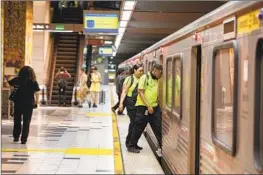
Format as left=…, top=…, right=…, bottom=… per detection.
left=8, top=77, right=40, bottom=107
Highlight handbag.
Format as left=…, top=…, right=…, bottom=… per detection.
left=9, top=87, right=18, bottom=102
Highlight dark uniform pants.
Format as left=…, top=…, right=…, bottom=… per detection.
left=125, top=97, right=137, bottom=146
left=129, top=105, right=162, bottom=147
left=58, top=86, right=66, bottom=104
left=13, top=105, right=33, bottom=142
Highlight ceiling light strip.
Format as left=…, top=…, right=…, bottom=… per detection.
left=114, top=1, right=137, bottom=56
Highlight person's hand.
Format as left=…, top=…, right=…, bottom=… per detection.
left=148, top=106, right=154, bottom=114
left=33, top=102, right=38, bottom=109
left=119, top=104, right=124, bottom=112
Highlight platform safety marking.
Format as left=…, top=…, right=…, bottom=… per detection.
left=2, top=148, right=113, bottom=155
left=110, top=86, right=124, bottom=174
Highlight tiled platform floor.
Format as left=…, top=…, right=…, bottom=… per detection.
left=1, top=86, right=163, bottom=174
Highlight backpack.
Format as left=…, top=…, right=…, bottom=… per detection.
left=57, top=79, right=67, bottom=88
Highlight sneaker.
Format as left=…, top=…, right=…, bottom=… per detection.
left=156, top=148, right=162, bottom=157
left=21, top=141, right=27, bottom=144
left=127, top=147, right=140, bottom=153
left=93, top=104, right=97, bottom=108
left=13, top=138, right=19, bottom=142
left=78, top=105, right=83, bottom=108
left=135, top=145, right=143, bottom=150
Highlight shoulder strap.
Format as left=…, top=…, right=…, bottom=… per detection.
left=129, top=75, right=134, bottom=88
left=144, top=72, right=150, bottom=87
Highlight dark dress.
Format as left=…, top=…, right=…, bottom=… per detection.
left=8, top=77, right=40, bottom=142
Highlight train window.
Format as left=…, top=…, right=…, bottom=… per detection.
left=148, top=61, right=152, bottom=72
left=212, top=41, right=238, bottom=156
left=173, top=57, right=182, bottom=117
left=145, top=60, right=148, bottom=72
left=254, top=38, right=263, bottom=171
left=166, top=58, right=173, bottom=109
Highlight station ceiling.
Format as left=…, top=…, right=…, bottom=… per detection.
left=113, top=1, right=226, bottom=65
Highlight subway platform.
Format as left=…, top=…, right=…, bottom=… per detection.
left=1, top=85, right=164, bottom=174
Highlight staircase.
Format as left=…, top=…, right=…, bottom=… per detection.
left=51, top=33, right=79, bottom=105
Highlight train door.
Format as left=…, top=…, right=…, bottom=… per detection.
left=189, top=45, right=202, bottom=174
left=159, top=55, right=164, bottom=108
left=254, top=38, right=263, bottom=172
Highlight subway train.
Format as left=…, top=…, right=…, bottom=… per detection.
left=119, top=1, right=263, bottom=174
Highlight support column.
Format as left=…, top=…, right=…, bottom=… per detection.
left=86, top=45, right=92, bottom=71
left=2, top=1, right=33, bottom=119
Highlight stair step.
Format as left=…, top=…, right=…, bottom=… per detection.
left=58, top=48, right=77, bottom=52
left=55, top=63, right=76, bottom=67
left=57, top=52, right=77, bottom=56
left=57, top=55, right=76, bottom=59
left=58, top=43, right=77, bottom=48
left=59, top=39, right=77, bottom=44
left=55, top=64, right=75, bottom=69
left=56, top=60, right=76, bottom=64
left=60, top=35, right=78, bottom=39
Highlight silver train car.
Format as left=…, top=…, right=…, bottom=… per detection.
left=119, top=1, right=263, bottom=174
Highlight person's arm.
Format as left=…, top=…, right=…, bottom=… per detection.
left=34, top=81, right=41, bottom=105
left=65, top=69, right=71, bottom=78
left=118, top=77, right=131, bottom=111
left=137, top=75, right=154, bottom=114
left=34, top=92, right=39, bottom=105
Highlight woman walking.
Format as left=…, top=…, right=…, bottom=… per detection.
left=90, top=66, right=102, bottom=107
left=119, top=64, right=144, bottom=148
left=78, top=68, right=88, bottom=108
left=8, top=66, right=40, bottom=144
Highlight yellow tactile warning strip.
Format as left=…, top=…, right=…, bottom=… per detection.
left=2, top=148, right=113, bottom=155
left=86, top=112, right=112, bottom=117
left=110, top=86, right=125, bottom=174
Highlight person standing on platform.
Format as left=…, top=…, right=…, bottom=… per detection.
left=86, top=69, right=92, bottom=108
left=128, top=64, right=163, bottom=153
left=78, top=68, right=88, bottom=108
left=8, top=66, right=40, bottom=144
left=118, top=64, right=144, bottom=149
left=55, top=67, right=71, bottom=106
left=90, top=66, right=102, bottom=107
left=112, top=68, right=125, bottom=114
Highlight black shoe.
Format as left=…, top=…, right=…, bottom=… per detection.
left=93, top=104, right=97, bottom=108
left=78, top=105, right=83, bottom=108
left=13, top=138, right=19, bottom=142
left=21, top=141, right=27, bottom=144
left=128, top=147, right=140, bottom=153
left=111, top=107, right=116, bottom=114
left=117, top=111, right=123, bottom=115
left=136, top=145, right=143, bottom=150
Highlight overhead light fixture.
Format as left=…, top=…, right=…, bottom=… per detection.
left=105, top=41, right=113, bottom=44
left=120, top=21, right=128, bottom=28
left=121, top=11, right=133, bottom=21
left=118, top=28, right=126, bottom=33
left=114, top=1, right=137, bottom=54
left=124, top=1, right=136, bottom=10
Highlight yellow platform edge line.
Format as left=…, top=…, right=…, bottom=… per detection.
left=2, top=148, right=113, bottom=156
left=110, top=86, right=125, bottom=174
